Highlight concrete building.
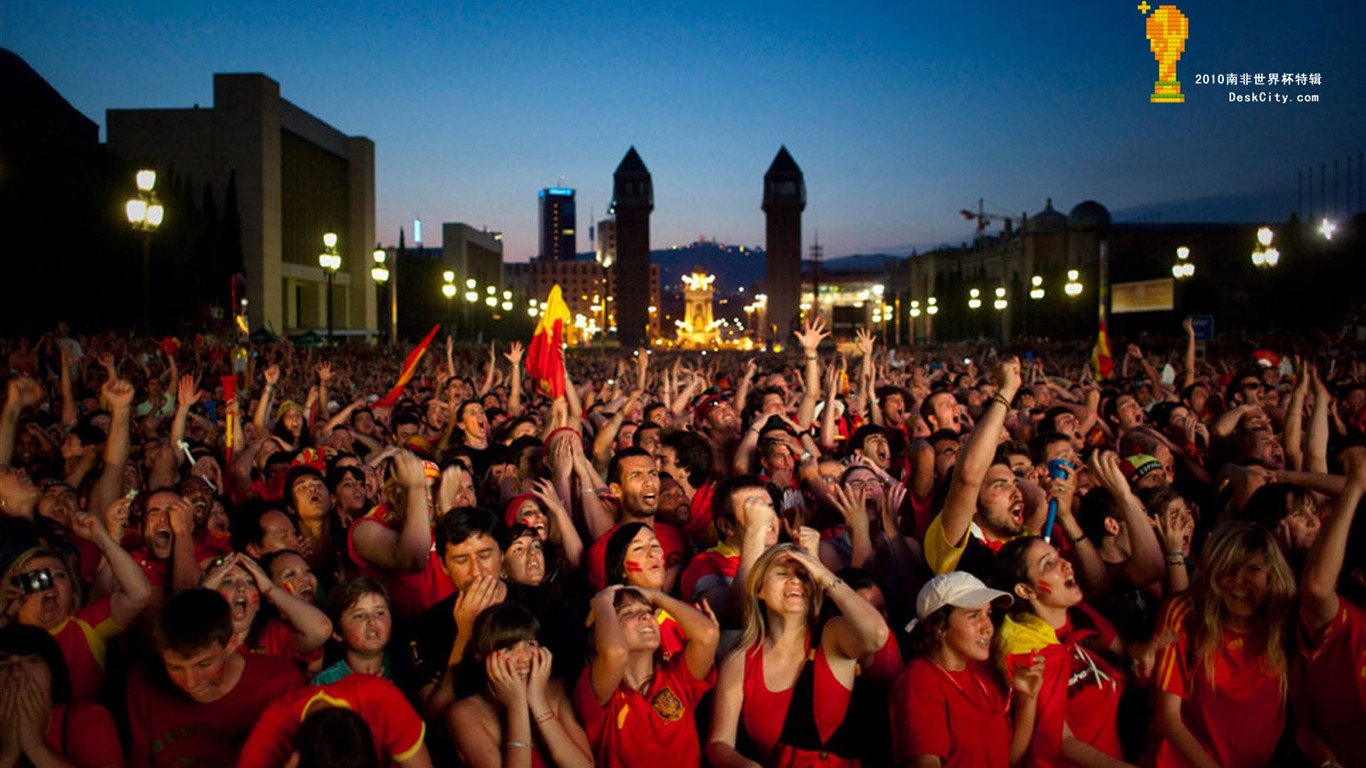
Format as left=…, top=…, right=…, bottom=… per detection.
left=763, top=146, right=805, bottom=343
left=595, top=217, right=616, bottom=268
left=107, top=73, right=376, bottom=336
left=612, top=147, right=653, bottom=347
left=538, top=187, right=576, bottom=261
left=443, top=223, right=504, bottom=293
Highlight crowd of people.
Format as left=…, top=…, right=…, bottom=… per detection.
left=1, top=317, right=1365, bottom=768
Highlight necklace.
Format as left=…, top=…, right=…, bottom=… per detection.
left=929, top=659, right=1010, bottom=715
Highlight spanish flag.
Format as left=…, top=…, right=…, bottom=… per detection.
left=1092, top=320, right=1114, bottom=381
left=373, top=324, right=441, bottom=409
left=527, top=285, right=572, bottom=398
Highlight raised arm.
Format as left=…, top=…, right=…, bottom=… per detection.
left=938, top=359, right=1021, bottom=551
left=1306, top=366, right=1331, bottom=474
left=352, top=451, right=433, bottom=571
left=90, top=378, right=136, bottom=520
left=1301, top=447, right=1365, bottom=632
left=1090, top=450, right=1166, bottom=589
left=0, top=377, right=42, bottom=468
left=253, top=364, right=279, bottom=435
left=504, top=342, right=525, bottom=417
left=72, top=509, right=151, bottom=626
left=587, top=586, right=629, bottom=705
left=58, top=344, right=78, bottom=429
left=240, top=554, right=332, bottom=654
left=1182, top=317, right=1197, bottom=389
left=794, top=319, right=829, bottom=430
left=1282, top=361, right=1310, bottom=471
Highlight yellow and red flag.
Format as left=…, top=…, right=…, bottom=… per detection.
left=527, top=285, right=572, bottom=398
left=1092, top=321, right=1114, bottom=380
left=374, top=324, right=441, bottom=409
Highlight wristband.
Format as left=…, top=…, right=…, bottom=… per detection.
left=992, top=392, right=1012, bottom=409
left=1166, top=554, right=1186, bottom=566
left=535, top=710, right=556, bottom=724
left=824, top=578, right=845, bottom=592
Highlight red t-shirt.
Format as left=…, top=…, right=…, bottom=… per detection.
left=573, top=653, right=716, bottom=768
left=50, top=594, right=124, bottom=702
left=347, top=503, right=454, bottom=623
left=1296, top=599, right=1366, bottom=768
left=891, top=658, right=1010, bottom=768
left=46, top=701, right=124, bottom=768
left=237, top=674, right=426, bottom=768
left=126, top=652, right=306, bottom=768
left=585, top=521, right=687, bottom=592
left=679, top=542, right=738, bottom=602
left=1151, top=595, right=1286, bottom=768
left=682, top=480, right=717, bottom=542
left=131, top=548, right=170, bottom=591
left=248, top=616, right=325, bottom=669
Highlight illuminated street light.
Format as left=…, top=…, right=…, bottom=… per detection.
left=1320, top=217, right=1337, bottom=240
left=909, top=300, right=922, bottom=318
left=1064, top=270, right=1083, bottom=297
left=926, top=297, right=938, bottom=315
left=442, top=270, right=456, bottom=299
left=126, top=168, right=165, bottom=334
left=318, top=232, right=341, bottom=342
left=371, top=244, right=395, bottom=345
left=993, top=287, right=1008, bottom=311
left=968, top=288, right=982, bottom=310
left=1251, top=226, right=1279, bottom=268
left=1029, top=275, right=1045, bottom=300
left=1172, top=246, right=1194, bottom=279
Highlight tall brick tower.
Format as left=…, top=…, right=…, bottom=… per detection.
left=612, top=147, right=653, bottom=347
left=763, top=146, right=805, bottom=344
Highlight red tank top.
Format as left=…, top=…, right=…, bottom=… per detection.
left=741, top=639, right=854, bottom=758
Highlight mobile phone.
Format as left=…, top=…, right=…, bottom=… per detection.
left=11, top=568, right=54, bottom=595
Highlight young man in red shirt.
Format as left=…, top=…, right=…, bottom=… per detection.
left=126, top=588, right=305, bottom=768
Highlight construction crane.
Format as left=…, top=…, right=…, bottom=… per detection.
left=960, top=198, right=1020, bottom=239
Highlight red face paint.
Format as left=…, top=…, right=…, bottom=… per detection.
left=1034, top=581, right=1053, bottom=596
left=248, top=592, right=261, bottom=606
left=624, top=560, right=645, bottom=573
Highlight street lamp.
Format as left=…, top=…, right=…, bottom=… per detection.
left=926, top=297, right=938, bottom=315
left=1064, top=270, right=1083, bottom=297
left=1172, top=246, right=1194, bottom=279
left=1251, top=226, right=1280, bottom=268
left=372, top=244, right=396, bottom=345
left=126, top=169, right=165, bottom=335
left=968, top=288, right=982, bottom=310
left=1029, top=275, right=1045, bottom=300
left=442, top=270, right=456, bottom=299
left=993, top=287, right=1008, bottom=311
left=1319, top=218, right=1337, bottom=240
left=318, top=232, right=342, bottom=342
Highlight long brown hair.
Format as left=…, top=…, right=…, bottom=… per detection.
left=736, top=543, right=823, bottom=654
left=1191, top=521, right=1295, bottom=689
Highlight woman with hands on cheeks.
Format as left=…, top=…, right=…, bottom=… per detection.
left=447, top=603, right=592, bottom=768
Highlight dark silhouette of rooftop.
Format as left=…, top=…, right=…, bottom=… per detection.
left=0, top=47, right=99, bottom=148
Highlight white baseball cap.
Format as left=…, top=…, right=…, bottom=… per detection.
left=905, top=571, right=1012, bottom=632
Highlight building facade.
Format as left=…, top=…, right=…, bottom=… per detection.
left=538, top=187, right=576, bottom=262
left=107, top=73, right=376, bottom=337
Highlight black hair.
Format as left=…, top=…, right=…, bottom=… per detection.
left=604, top=522, right=651, bottom=586
left=230, top=498, right=295, bottom=554
left=435, top=506, right=503, bottom=555
left=325, top=576, right=391, bottom=630
left=154, top=588, right=234, bottom=656
left=1028, top=431, right=1074, bottom=466
left=0, top=623, right=74, bottom=704
left=325, top=464, right=364, bottom=494
left=661, top=430, right=715, bottom=488
left=992, top=536, right=1045, bottom=609
left=284, top=466, right=325, bottom=508
left=632, top=422, right=663, bottom=448
left=293, top=707, right=379, bottom=768
left=606, top=447, right=653, bottom=486
left=710, top=474, right=770, bottom=526
left=849, top=424, right=889, bottom=454
left=906, top=603, right=956, bottom=659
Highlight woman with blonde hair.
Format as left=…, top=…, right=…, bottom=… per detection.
left=707, top=542, right=889, bottom=767
left=1150, top=521, right=1295, bottom=768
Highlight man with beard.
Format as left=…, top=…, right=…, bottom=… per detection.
left=584, top=448, right=686, bottom=592
left=132, top=489, right=205, bottom=606
left=925, top=359, right=1042, bottom=579
left=126, top=589, right=305, bottom=768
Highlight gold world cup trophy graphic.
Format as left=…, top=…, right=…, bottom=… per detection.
left=1142, top=3, right=1189, bottom=103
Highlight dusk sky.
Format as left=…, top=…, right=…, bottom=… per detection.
left=5, top=1, right=1362, bottom=260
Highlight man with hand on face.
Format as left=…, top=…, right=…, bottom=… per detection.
left=584, top=448, right=686, bottom=592
left=125, top=588, right=305, bottom=768
left=131, top=489, right=205, bottom=607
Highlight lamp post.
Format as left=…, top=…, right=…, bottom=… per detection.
left=1251, top=226, right=1280, bottom=268
left=464, top=278, right=478, bottom=342
left=372, top=244, right=395, bottom=344
left=125, top=169, right=165, bottom=335
left=319, top=232, right=341, bottom=342
left=1171, top=246, right=1194, bottom=279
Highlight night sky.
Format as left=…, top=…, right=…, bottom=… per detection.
left=5, top=1, right=1362, bottom=260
